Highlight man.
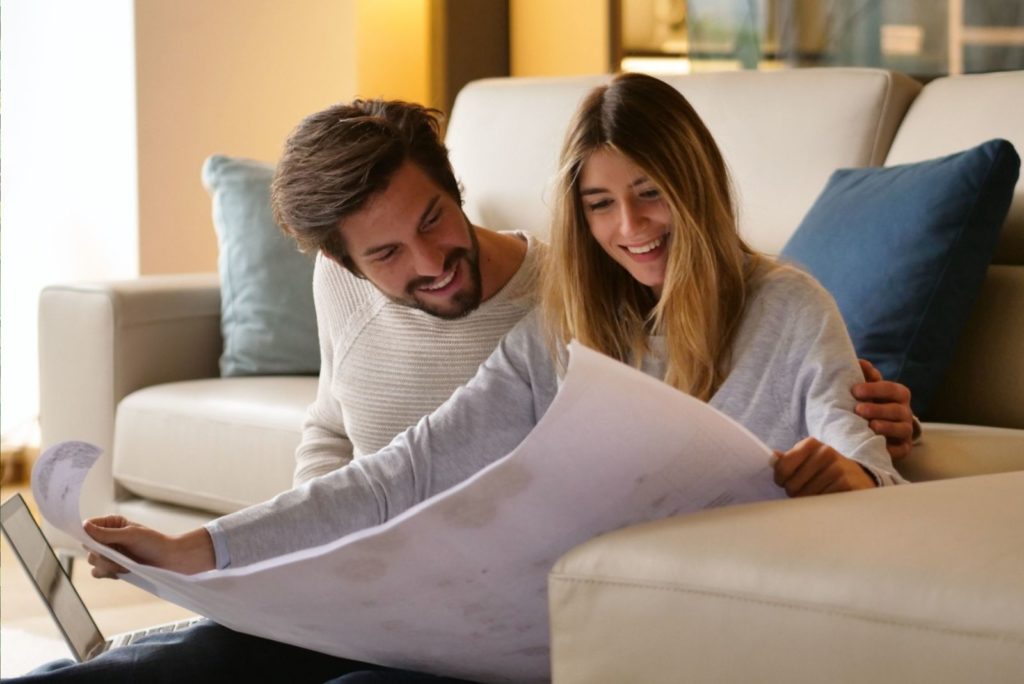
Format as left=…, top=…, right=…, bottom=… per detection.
left=12, top=98, right=913, bottom=684
left=269, top=100, right=546, bottom=487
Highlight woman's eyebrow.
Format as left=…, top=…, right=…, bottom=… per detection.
left=581, top=176, right=649, bottom=195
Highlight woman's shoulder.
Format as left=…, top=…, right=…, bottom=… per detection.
left=749, top=260, right=834, bottom=310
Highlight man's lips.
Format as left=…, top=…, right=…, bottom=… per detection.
left=417, top=266, right=457, bottom=292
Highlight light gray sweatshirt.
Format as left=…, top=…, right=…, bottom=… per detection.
left=207, top=265, right=904, bottom=568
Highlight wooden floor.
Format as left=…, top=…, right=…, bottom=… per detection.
left=0, top=481, right=195, bottom=675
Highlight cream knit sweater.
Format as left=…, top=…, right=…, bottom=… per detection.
left=293, top=232, right=545, bottom=484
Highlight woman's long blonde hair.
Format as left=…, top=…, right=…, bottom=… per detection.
left=542, top=72, right=767, bottom=400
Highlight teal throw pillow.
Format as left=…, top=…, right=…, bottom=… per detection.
left=202, top=155, right=319, bottom=376
left=781, top=139, right=1019, bottom=416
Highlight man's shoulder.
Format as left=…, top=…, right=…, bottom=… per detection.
left=485, top=230, right=547, bottom=306
left=313, top=252, right=385, bottom=337
left=314, top=252, right=381, bottom=306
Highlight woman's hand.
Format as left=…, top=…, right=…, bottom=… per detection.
left=83, top=515, right=216, bottom=578
left=853, top=359, right=915, bottom=460
left=773, top=437, right=877, bottom=497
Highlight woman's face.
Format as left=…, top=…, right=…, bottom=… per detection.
left=579, top=148, right=673, bottom=297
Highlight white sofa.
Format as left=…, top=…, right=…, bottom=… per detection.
left=39, top=68, right=1024, bottom=680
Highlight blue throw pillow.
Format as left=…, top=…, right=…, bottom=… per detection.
left=202, top=155, right=319, bottom=376
left=781, top=139, right=1019, bottom=416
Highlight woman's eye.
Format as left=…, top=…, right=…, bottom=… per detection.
left=586, top=198, right=612, bottom=212
left=639, top=188, right=661, bottom=200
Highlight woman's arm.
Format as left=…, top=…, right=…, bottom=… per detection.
left=772, top=438, right=877, bottom=496
left=86, top=314, right=558, bottom=575
left=784, top=270, right=907, bottom=487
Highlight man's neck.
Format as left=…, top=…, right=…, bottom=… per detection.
left=476, top=227, right=529, bottom=303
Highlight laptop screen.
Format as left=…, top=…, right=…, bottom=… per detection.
left=1, top=494, right=105, bottom=662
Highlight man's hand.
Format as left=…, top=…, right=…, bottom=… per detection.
left=773, top=437, right=877, bottom=497
left=853, top=359, right=914, bottom=460
left=83, top=515, right=216, bottom=579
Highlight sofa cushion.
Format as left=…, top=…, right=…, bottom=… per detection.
left=202, top=155, right=320, bottom=377
left=901, top=423, right=1024, bottom=482
left=884, top=71, right=1024, bottom=264
left=549, top=472, right=1024, bottom=683
left=112, top=376, right=317, bottom=514
left=780, top=139, right=1020, bottom=416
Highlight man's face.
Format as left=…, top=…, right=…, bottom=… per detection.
left=338, top=161, right=482, bottom=319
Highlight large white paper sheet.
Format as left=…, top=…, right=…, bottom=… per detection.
left=33, top=342, right=785, bottom=683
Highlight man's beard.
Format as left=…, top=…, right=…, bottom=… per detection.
left=395, top=224, right=483, bottom=320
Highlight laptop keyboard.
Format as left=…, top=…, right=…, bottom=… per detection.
left=112, top=617, right=205, bottom=648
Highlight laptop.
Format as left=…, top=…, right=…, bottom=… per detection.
left=1, top=493, right=202, bottom=662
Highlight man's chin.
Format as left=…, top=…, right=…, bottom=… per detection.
left=412, top=290, right=480, bottom=320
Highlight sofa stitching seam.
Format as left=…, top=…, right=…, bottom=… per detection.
left=548, top=574, right=1024, bottom=645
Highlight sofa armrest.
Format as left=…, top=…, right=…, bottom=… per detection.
left=38, top=273, right=222, bottom=533
left=549, top=473, right=1024, bottom=683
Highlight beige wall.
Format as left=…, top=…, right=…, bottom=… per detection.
left=510, top=0, right=612, bottom=76
left=356, top=0, right=433, bottom=105
left=134, top=0, right=358, bottom=274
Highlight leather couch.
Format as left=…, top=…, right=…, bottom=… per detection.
left=39, top=68, right=1024, bottom=681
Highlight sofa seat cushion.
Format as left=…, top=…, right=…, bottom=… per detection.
left=112, top=376, right=317, bottom=515
left=899, top=422, right=1024, bottom=482
left=549, top=472, right=1024, bottom=683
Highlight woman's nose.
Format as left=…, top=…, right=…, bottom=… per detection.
left=619, top=200, right=646, bottom=237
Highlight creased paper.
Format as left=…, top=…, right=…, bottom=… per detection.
left=33, top=342, right=785, bottom=683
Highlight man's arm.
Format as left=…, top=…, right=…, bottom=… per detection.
left=852, top=359, right=916, bottom=460
left=293, top=255, right=357, bottom=486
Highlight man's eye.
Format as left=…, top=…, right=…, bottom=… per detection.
left=421, top=209, right=442, bottom=230
left=374, top=248, right=397, bottom=263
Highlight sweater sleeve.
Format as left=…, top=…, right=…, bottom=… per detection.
left=787, top=273, right=908, bottom=486
left=293, top=256, right=355, bottom=485
left=208, top=313, right=557, bottom=568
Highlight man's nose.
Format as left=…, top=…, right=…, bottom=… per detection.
left=411, top=239, right=446, bottom=277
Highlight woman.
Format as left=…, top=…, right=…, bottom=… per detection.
left=86, top=72, right=902, bottom=576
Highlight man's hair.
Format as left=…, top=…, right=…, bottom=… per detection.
left=542, top=72, right=769, bottom=401
left=271, top=99, right=462, bottom=271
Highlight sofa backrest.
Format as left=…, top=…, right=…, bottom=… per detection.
left=886, top=71, right=1024, bottom=429
left=446, top=68, right=920, bottom=254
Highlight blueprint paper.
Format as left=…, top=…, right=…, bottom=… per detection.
left=33, top=342, right=785, bottom=683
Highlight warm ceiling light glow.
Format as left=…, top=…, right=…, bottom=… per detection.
left=621, top=56, right=692, bottom=75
